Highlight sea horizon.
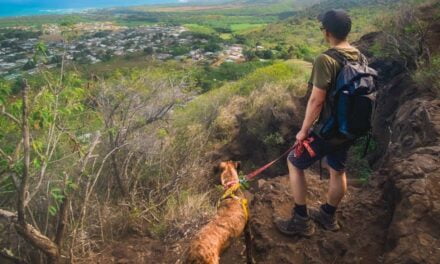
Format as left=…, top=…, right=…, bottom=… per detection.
left=0, top=0, right=185, bottom=18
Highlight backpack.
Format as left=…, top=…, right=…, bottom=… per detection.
left=318, top=48, right=378, bottom=146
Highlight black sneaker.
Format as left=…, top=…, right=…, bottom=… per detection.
left=309, top=206, right=340, bottom=231
left=274, top=212, right=315, bottom=237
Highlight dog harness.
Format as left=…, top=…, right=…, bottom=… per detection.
left=220, top=183, right=249, bottom=222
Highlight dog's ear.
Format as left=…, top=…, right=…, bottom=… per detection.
left=214, top=162, right=227, bottom=174
left=234, top=161, right=241, bottom=171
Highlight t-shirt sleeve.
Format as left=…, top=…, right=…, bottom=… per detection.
left=310, top=54, right=334, bottom=91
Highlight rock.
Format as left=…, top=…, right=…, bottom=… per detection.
left=257, top=179, right=267, bottom=189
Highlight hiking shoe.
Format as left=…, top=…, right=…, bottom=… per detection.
left=274, top=212, right=315, bottom=237
left=309, top=206, right=340, bottom=231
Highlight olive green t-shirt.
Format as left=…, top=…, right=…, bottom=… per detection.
left=309, top=47, right=361, bottom=137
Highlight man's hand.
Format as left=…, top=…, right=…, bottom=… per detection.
left=296, top=129, right=309, bottom=142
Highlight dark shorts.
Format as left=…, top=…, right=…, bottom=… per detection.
left=287, top=133, right=351, bottom=172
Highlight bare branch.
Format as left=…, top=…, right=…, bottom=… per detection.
left=0, top=208, right=17, bottom=222
left=25, top=132, right=63, bottom=206
left=54, top=173, right=69, bottom=247
left=0, top=248, right=28, bottom=264
left=87, top=143, right=129, bottom=200
left=15, top=223, right=59, bottom=263
left=0, top=147, right=13, bottom=164
left=80, top=132, right=101, bottom=174
left=17, top=79, right=30, bottom=226
left=1, top=105, right=21, bottom=126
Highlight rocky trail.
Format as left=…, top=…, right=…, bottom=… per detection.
left=247, top=174, right=389, bottom=264
left=86, top=171, right=391, bottom=264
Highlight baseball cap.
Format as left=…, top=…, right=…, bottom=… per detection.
left=318, top=9, right=352, bottom=40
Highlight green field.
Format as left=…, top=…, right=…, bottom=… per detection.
left=231, top=23, right=266, bottom=33
left=183, top=23, right=217, bottom=34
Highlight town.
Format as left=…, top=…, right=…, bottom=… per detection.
left=0, top=22, right=246, bottom=80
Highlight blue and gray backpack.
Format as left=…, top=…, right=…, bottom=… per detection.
left=318, top=48, right=378, bottom=148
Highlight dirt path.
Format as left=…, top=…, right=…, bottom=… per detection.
left=247, top=173, right=391, bottom=264
left=205, top=170, right=390, bottom=264
left=83, top=164, right=436, bottom=264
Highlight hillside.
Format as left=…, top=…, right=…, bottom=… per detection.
left=74, top=1, right=440, bottom=263
left=0, top=0, right=439, bottom=263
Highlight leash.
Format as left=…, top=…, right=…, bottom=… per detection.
left=218, top=137, right=317, bottom=223
left=245, top=137, right=317, bottom=181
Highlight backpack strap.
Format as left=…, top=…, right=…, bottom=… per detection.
left=324, top=48, right=368, bottom=66
left=359, top=53, right=369, bottom=66
left=323, top=48, right=348, bottom=66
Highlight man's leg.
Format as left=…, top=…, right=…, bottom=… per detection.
left=274, top=152, right=318, bottom=237
left=327, top=167, right=347, bottom=207
left=287, top=159, right=307, bottom=207
left=310, top=147, right=349, bottom=231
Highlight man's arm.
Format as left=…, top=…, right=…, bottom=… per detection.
left=296, top=86, right=326, bottom=141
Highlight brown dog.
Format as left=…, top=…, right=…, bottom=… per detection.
left=185, top=161, right=248, bottom=264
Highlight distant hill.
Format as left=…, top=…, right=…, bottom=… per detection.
left=300, top=0, right=400, bottom=16
left=181, top=0, right=322, bottom=7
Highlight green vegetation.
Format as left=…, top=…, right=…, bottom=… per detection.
left=347, top=137, right=377, bottom=184
left=242, top=3, right=391, bottom=60
left=230, top=23, right=266, bottom=34
left=174, top=60, right=309, bottom=139
left=195, top=61, right=273, bottom=92
left=183, top=23, right=217, bottom=34
left=414, top=54, right=440, bottom=97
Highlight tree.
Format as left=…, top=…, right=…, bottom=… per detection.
left=144, top=46, right=154, bottom=55
left=203, top=41, right=221, bottom=52
left=375, top=3, right=434, bottom=70
left=244, top=49, right=257, bottom=61
left=0, top=79, right=72, bottom=263
left=262, top=50, right=274, bottom=59
left=22, top=60, right=36, bottom=70
left=0, top=70, right=110, bottom=263
left=92, top=70, right=191, bottom=198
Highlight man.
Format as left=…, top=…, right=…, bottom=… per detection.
left=275, top=9, right=362, bottom=236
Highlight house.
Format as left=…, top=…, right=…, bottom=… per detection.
left=27, top=69, right=38, bottom=75
left=5, top=73, right=21, bottom=81
left=174, top=55, right=187, bottom=61
left=45, top=64, right=57, bottom=69
left=156, top=53, right=172, bottom=60
left=0, top=63, right=17, bottom=70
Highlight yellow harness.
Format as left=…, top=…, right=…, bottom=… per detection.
left=220, top=183, right=249, bottom=222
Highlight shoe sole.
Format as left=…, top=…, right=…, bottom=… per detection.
left=312, top=219, right=340, bottom=232
left=275, top=225, right=316, bottom=237
left=309, top=212, right=340, bottom=232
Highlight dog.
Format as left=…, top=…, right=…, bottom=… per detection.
left=185, top=161, right=249, bottom=264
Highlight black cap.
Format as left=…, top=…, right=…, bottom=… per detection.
left=318, top=9, right=352, bottom=40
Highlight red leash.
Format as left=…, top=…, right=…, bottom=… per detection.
left=245, top=137, right=317, bottom=181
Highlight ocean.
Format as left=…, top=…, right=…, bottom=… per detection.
left=0, top=0, right=184, bottom=17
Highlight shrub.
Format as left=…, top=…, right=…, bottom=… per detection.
left=413, top=54, right=440, bottom=96
left=372, top=2, right=436, bottom=70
